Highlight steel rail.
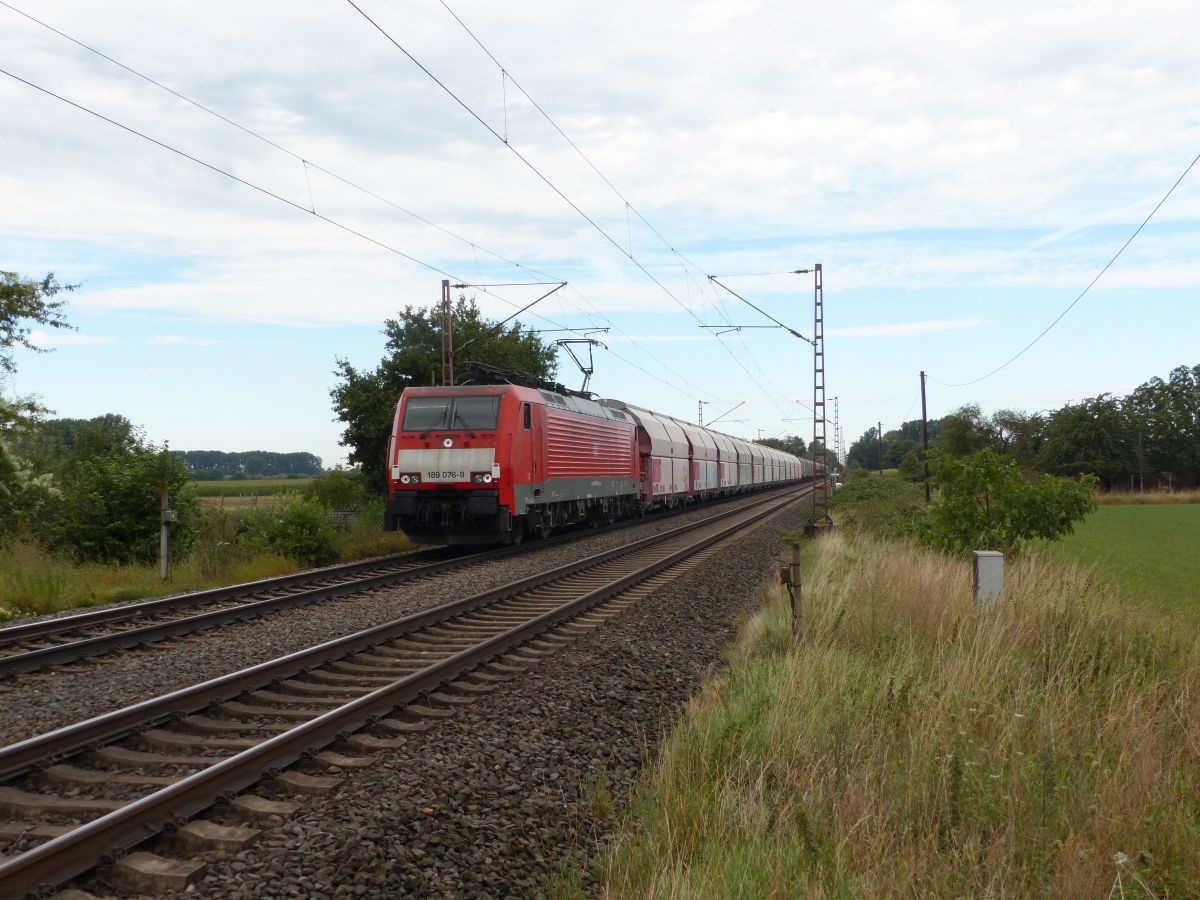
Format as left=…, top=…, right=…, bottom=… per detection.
left=0, top=548, right=492, bottom=678
left=0, top=549, right=449, bottom=646
left=0, top=484, right=806, bottom=678
left=0, top=486, right=807, bottom=898
left=0, top=486, right=809, bottom=782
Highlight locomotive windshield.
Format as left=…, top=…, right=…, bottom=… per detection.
left=401, top=395, right=500, bottom=432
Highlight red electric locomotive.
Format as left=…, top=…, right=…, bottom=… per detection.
left=383, top=367, right=813, bottom=545
left=383, top=383, right=640, bottom=544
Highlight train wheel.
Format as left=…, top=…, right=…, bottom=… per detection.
left=537, top=522, right=553, bottom=540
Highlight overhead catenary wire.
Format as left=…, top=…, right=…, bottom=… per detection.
left=438, top=0, right=805, bottom=347
left=934, top=147, right=1200, bottom=388
left=347, top=0, right=794, bottom=418
left=6, top=1, right=785, bottom=419
left=0, top=3, right=724, bottom=405
left=4, top=64, right=677, bottom=411
left=437, top=0, right=799, bottom=399
left=0, top=67, right=464, bottom=283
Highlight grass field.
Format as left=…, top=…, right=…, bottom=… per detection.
left=190, top=478, right=313, bottom=497
left=589, top=533, right=1200, bottom=898
left=1040, top=504, right=1200, bottom=619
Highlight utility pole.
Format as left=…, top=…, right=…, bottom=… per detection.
left=877, top=422, right=883, bottom=477
left=920, top=371, right=930, bottom=503
left=159, top=481, right=170, bottom=584
left=1138, top=430, right=1145, bottom=493
left=158, top=448, right=177, bottom=584
left=440, top=279, right=455, bottom=386
left=698, top=401, right=703, bottom=427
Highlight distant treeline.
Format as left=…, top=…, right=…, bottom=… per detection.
left=847, top=363, right=1200, bottom=489
left=176, top=450, right=324, bottom=480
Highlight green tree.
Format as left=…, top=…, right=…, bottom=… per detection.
left=1126, top=364, right=1200, bottom=486
left=923, top=448, right=1096, bottom=554
left=331, top=297, right=557, bottom=492
left=939, top=404, right=995, bottom=457
left=1, top=272, right=76, bottom=536
left=990, top=408, right=1045, bottom=469
left=1038, top=395, right=1132, bottom=488
left=1, top=272, right=76, bottom=375
left=846, top=427, right=881, bottom=470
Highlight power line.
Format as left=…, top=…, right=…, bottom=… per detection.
left=346, top=0, right=791, bottom=416
left=437, top=0, right=794, bottom=390
left=935, top=148, right=1200, bottom=388
left=0, top=5, right=725, bottom=404
left=708, top=274, right=813, bottom=343
left=7, top=1, right=783, bottom=411
left=0, top=66, right=452, bottom=279
left=436, top=0, right=726, bottom=298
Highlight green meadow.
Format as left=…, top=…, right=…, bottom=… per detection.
left=1041, top=503, right=1200, bottom=619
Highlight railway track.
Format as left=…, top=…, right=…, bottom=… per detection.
left=0, top=485, right=808, bottom=898
left=0, top=488, right=794, bottom=680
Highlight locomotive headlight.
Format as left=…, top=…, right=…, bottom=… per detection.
left=399, top=473, right=420, bottom=485
left=471, top=472, right=493, bottom=484
left=399, top=475, right=410, bottom=484
left=482, top=474, right=493, bottom=483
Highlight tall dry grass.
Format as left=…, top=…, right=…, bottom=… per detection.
left=1097, top=489, right=1200, bottom=505
left=0, top=539, right=296, bottom=620
left=600, top=533, right=1200, bottom=898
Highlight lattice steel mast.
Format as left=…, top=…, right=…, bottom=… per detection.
left=811, top=264, right=832, bottom=525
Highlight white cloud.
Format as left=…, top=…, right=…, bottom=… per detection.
left=26, top=329, right=116, bottom=347
left=2, top=0, right=1198, bottom=463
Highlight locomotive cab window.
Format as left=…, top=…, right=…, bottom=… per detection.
left=402, top=397, right=451, bottom=432
left=522, top=403, right=531, bottom=429
left=453, top=395, right=500, bottom=430
left=401, top=395, right=500, bottom=432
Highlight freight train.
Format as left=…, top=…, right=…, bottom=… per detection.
left=383, top=373, right=813, bottom=545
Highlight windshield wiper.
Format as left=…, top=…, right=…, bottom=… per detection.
left=453, top=411, right=477, bottom=438
left=419, top=407, right=449, bottom=439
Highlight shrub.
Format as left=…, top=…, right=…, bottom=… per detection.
left=924, top=448, right=1096, bottom=554
left=304, top=468, right=368, bottom=509
left=898, top=448, right=925, bottom=482
left=239, top=497, right=339, bottom=567
left=337, top=495, right=418, bottom=558
left=42, top=445, right=198, bottom=564
left=831, top=474, right=925, bottom=539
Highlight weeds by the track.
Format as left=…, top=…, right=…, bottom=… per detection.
left=597, top=532, right=1200, bottom=898
left=0, top=500, right=418, bottom=621
left=0, top=540, right=297, bottom=619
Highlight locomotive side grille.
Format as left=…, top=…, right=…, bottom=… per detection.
left=543, top=412, right=634, bottom=479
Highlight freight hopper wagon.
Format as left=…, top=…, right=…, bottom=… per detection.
left=384, top=383, right=813, bottom=545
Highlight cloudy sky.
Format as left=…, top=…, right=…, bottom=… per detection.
left=3, top=0, right=1198, bottom=466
